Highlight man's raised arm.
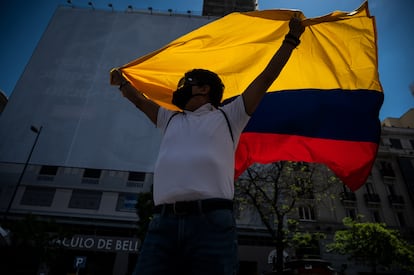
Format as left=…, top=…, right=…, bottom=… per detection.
left=242, top=17, right=305, bottom=116
left=110, top=68, right=160, bottom=125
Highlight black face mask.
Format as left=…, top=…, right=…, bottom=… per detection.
left=172, top=85, right=193, bottom=110
left=172, top=76, right=207, bottom=109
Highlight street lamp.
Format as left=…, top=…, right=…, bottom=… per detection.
left=2, top=125, right=43, bottom=221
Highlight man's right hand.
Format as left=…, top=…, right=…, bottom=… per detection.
left=110, top=68, right=124, bottom=86
left=288, top=17, right=305, bottom=39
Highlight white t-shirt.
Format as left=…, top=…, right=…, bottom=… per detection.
left=153, top=96, right=250, bottom=205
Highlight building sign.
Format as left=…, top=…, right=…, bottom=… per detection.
left=74, top=256, right=87, bottom=269
left=54, top=235, right=141, bottom=253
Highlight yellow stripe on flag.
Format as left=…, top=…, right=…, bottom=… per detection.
left=119, top=1, right=382, bottom=111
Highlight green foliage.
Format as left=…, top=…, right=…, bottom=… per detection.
left=327, top=217, right=414, bottom=272
left=235, top=161, right=340, bottom=237
left=235, top=161, right=341, bottom=272
left=291, top=231, right=326, bottom=248
left=5, top=214, right=73, bottom=272
left=290, top=231, right=326, bottom=259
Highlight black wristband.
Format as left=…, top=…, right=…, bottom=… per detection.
left=283, top=33, right=300, bottom=47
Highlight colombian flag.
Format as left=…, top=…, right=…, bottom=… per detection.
left=119, top=1, right=383, bottom=191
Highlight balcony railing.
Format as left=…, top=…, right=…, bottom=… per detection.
left=388, top=194, right=404, bottom=205
left=364, top=193, right=381, bottom=204
left=380, top=169, right=396, bottom=178
left=340, top=192, right=356, bottom=202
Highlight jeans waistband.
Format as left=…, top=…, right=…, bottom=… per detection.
left=154, top=198, right=233, bottom=216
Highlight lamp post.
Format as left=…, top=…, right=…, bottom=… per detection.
left=3, top=125, right=42, bottom=221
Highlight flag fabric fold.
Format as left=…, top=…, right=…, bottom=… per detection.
left=120, top=1, right=383, bottom=191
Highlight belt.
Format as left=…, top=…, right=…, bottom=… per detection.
left=154, top=199, right=233, bottom=216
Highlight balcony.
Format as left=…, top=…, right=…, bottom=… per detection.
left=364, top=193, right=381, bottom=205
left=388, top=194, right=405, bottom=205
left=380, top=169, right=396, bottom=178
left=340, top=192, right=356, bottom=202
left=340, top=191, right=357, bottom=206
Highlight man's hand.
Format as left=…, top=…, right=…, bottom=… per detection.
left=110, top=68, right=125, bottom=86
left=110, top=67, right=160, bottom=124
left=288, top=17, right=305, bottom=39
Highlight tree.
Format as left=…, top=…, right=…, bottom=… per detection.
left=135, top=191, right=154, bottom=242
left=1, top=214, right=72, bottom=274
left=235, top=161, right=340, bottom=273
left=327, top=217, right=414, bottom=273
left=290, top=230, right=326, bottom=259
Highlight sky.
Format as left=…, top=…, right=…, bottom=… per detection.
left=0, top=0, right=413, bottom=121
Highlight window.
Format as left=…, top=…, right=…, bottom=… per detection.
left=82, top=169, right=101, bottom=184
left=364, top=182, right=380, bottom=204
left=383, top=178, right=395, bottom=185
left=345, top=208, right=357, bottom=220
left=341, top=185, right=356, bottom=201
left=342, top=185, right=352, bottom=193
left=379, top=161, right=395, bottom=177
left=365, top=182, right=375, bottom=194
left=298, top=206, right=315, bottom=221
left=370, top=210, right=381, bottom=223
left=396, top=212, right=406, bottom=227
left=386, top=184, right=396, bottom=196
left=128, top=172, right=146, bottom=182
left=127, top=172, right=146, bottom=188
left=83, top=168, right=101, bottom=178
left=380, top=138, right=388, bottom=146
left=117, top=193, right=138, bottom=212
left=39, top=165, right=58, bottom=176
left=69, top=189, right=102, bottom=210
left=20, top=186, right=55, bottom=206
left=37, top=165, right=58, bottom=181
left=389, top=138, right=402, bottom=149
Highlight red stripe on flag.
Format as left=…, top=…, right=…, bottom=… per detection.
left=235, top=133, right=378, bottom=191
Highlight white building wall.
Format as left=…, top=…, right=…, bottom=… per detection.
left=0, top=7, right=214, bottom=173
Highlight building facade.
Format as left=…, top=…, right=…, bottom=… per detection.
left=0, top=4, right=413, bottom=275
left=1, top=112, right=412, bottom=274
left=0, top=5, right=215, bottom=275
left=0, top=90, right=7, bottom=114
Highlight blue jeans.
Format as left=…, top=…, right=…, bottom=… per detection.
left=133, top=208, right=238, bottom=275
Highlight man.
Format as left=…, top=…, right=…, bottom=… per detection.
left=111, top=16, right=304, bottom=275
